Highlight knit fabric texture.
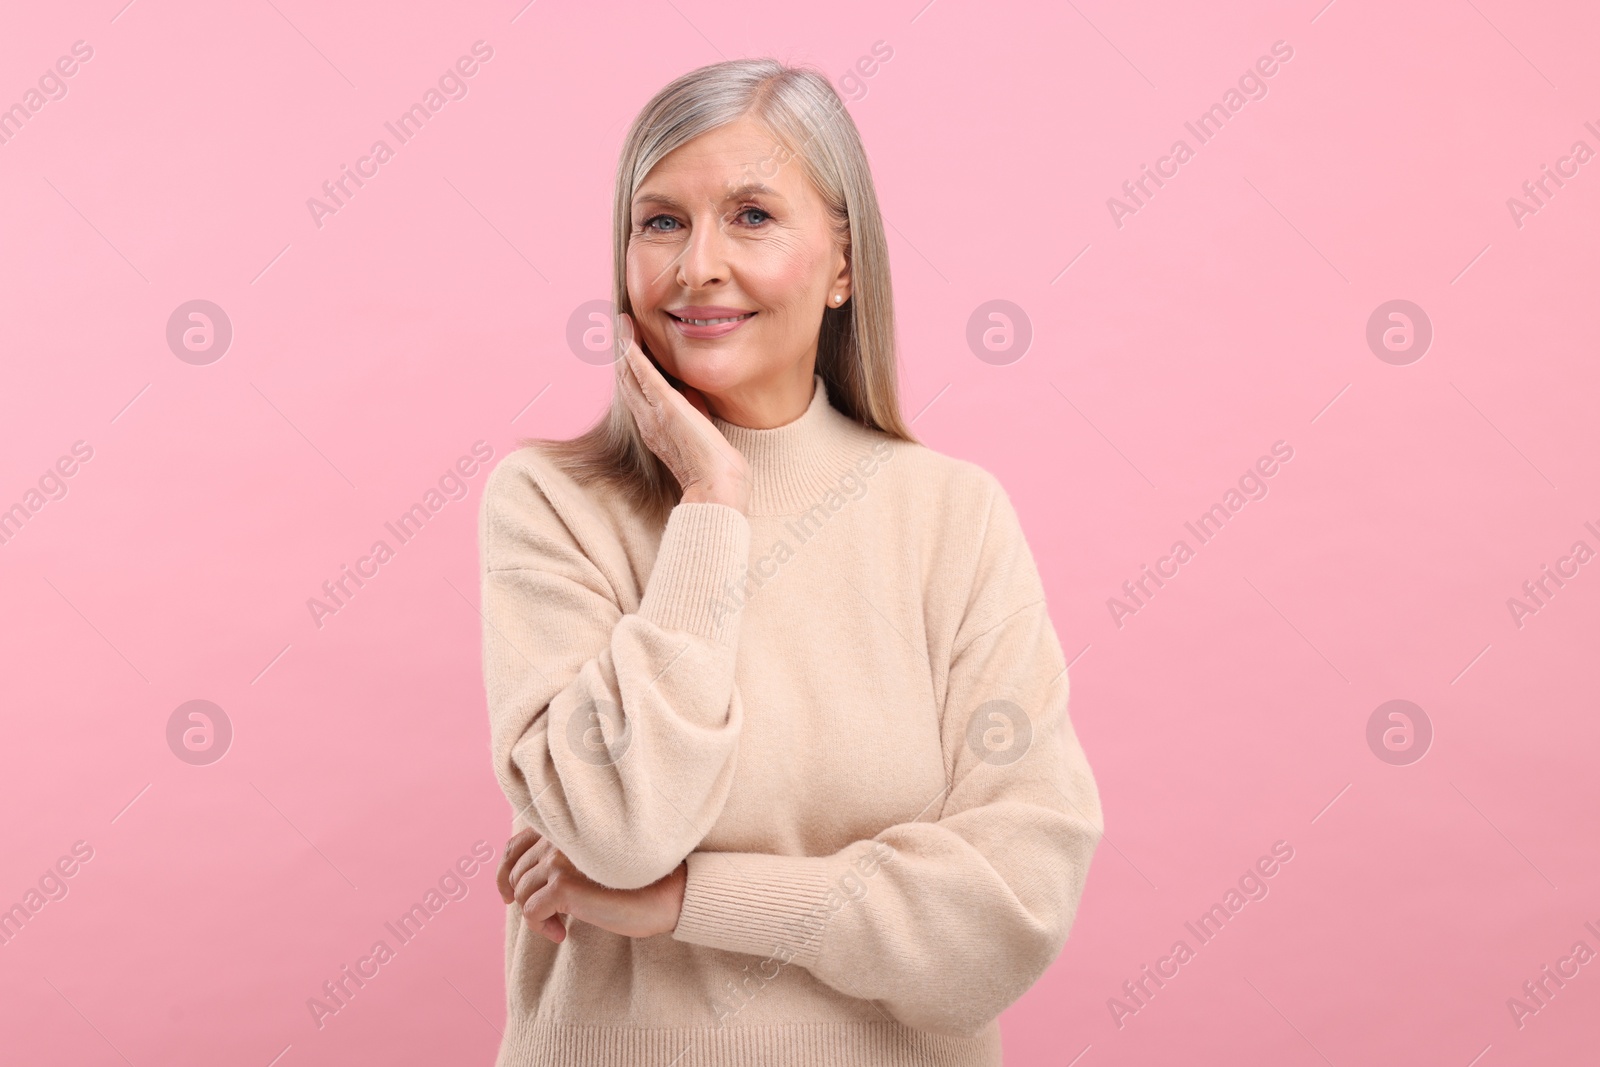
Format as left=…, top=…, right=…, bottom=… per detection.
left=478, top=373, right=1104, bottom=1066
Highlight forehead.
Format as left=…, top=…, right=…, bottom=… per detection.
left=634, top=116, right=813, bottom=206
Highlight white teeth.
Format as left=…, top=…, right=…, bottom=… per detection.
left=679, top=314, right=752, bottom=326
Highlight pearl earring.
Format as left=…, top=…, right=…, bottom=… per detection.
left=832, top=294, right=843, bottom=304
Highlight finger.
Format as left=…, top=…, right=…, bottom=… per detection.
left=617, top=354, right=661, bottom=453
left=619, top=315, right=681, bottom=411
left=681, top=386, right=711, bottom=420
left=496, top=827, right=541, bottom=903
left=612, top=312, right=739, bottom=492
left=615, top=310, right=637, bottom=362
left=513, top=865, right=565, bottom=942
left=508, top=839, right=551, bottom=905
left=617, top=340, right=647, bottom=414
left=616, top=331, right=681, bottom=458
left=498, top=827, right=542, bottom=902
left=616, top=314, right=652, bottom=398
left=511, top=845, right=554, bottom=909
left=522, top=869, right=566, bottom=933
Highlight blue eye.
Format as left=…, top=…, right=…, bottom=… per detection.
left=639, top=206, right=771, bottom=233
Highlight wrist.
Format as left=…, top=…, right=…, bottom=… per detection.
left=664, top=860, right=688, bottom=935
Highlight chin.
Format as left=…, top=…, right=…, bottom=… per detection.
left=656, top=348, right=753, bottom=396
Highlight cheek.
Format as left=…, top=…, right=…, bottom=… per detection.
left=745, top=239, right=824, bottom=308
left=626, top=244, right=673, bottom=303
left=623, top=251, right=672, bottom=358
left=624, top=249, right=647, bottom=302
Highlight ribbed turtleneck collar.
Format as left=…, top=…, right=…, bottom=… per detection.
left=709, top=374, right=877, bottom=517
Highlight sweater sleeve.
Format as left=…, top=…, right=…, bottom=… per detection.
left=669, top=474, right=1104, bottom=1038
left=479, top=452, right=753, bottom=891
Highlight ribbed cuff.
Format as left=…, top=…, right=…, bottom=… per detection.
left=670, top=850, right=840, bottom=970
left=637, top=503, right=752, bottom=646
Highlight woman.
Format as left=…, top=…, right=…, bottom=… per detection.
left=478, top=56, right=1104, bottom=1067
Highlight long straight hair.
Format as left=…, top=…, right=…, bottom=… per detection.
left=521, top=57, right=919, bottom=526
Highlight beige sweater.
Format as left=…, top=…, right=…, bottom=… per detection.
left=478, top=374, right=1104, bottom=1067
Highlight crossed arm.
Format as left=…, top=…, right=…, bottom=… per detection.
left=481, top=458, right=1104, bottom=1038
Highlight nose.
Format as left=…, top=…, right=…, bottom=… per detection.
left=674, top=204, right=732, bottom=291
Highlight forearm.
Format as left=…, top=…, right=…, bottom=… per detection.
left=486, top=500, right=753, bottom=889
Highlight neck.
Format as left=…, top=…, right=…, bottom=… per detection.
left=702, top=365, right=819, bottom=429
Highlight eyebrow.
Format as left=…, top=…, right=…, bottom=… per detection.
left=632, top=182, right=787, bottom=211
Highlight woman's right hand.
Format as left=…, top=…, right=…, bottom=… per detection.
left=496, top=826, right=688, bottom=943
left=616, top=312, right=750, bottom=515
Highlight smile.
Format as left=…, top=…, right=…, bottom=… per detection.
left=668, top=312, right=756, bottom=326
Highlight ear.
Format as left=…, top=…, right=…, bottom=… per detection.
left=832, top=242, right=853, bottom=302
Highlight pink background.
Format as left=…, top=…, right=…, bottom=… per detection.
left=2, top=1, right=1597, bottom=1064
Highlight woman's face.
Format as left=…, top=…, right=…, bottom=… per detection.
left=626, top=114, right=850, bottom=425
